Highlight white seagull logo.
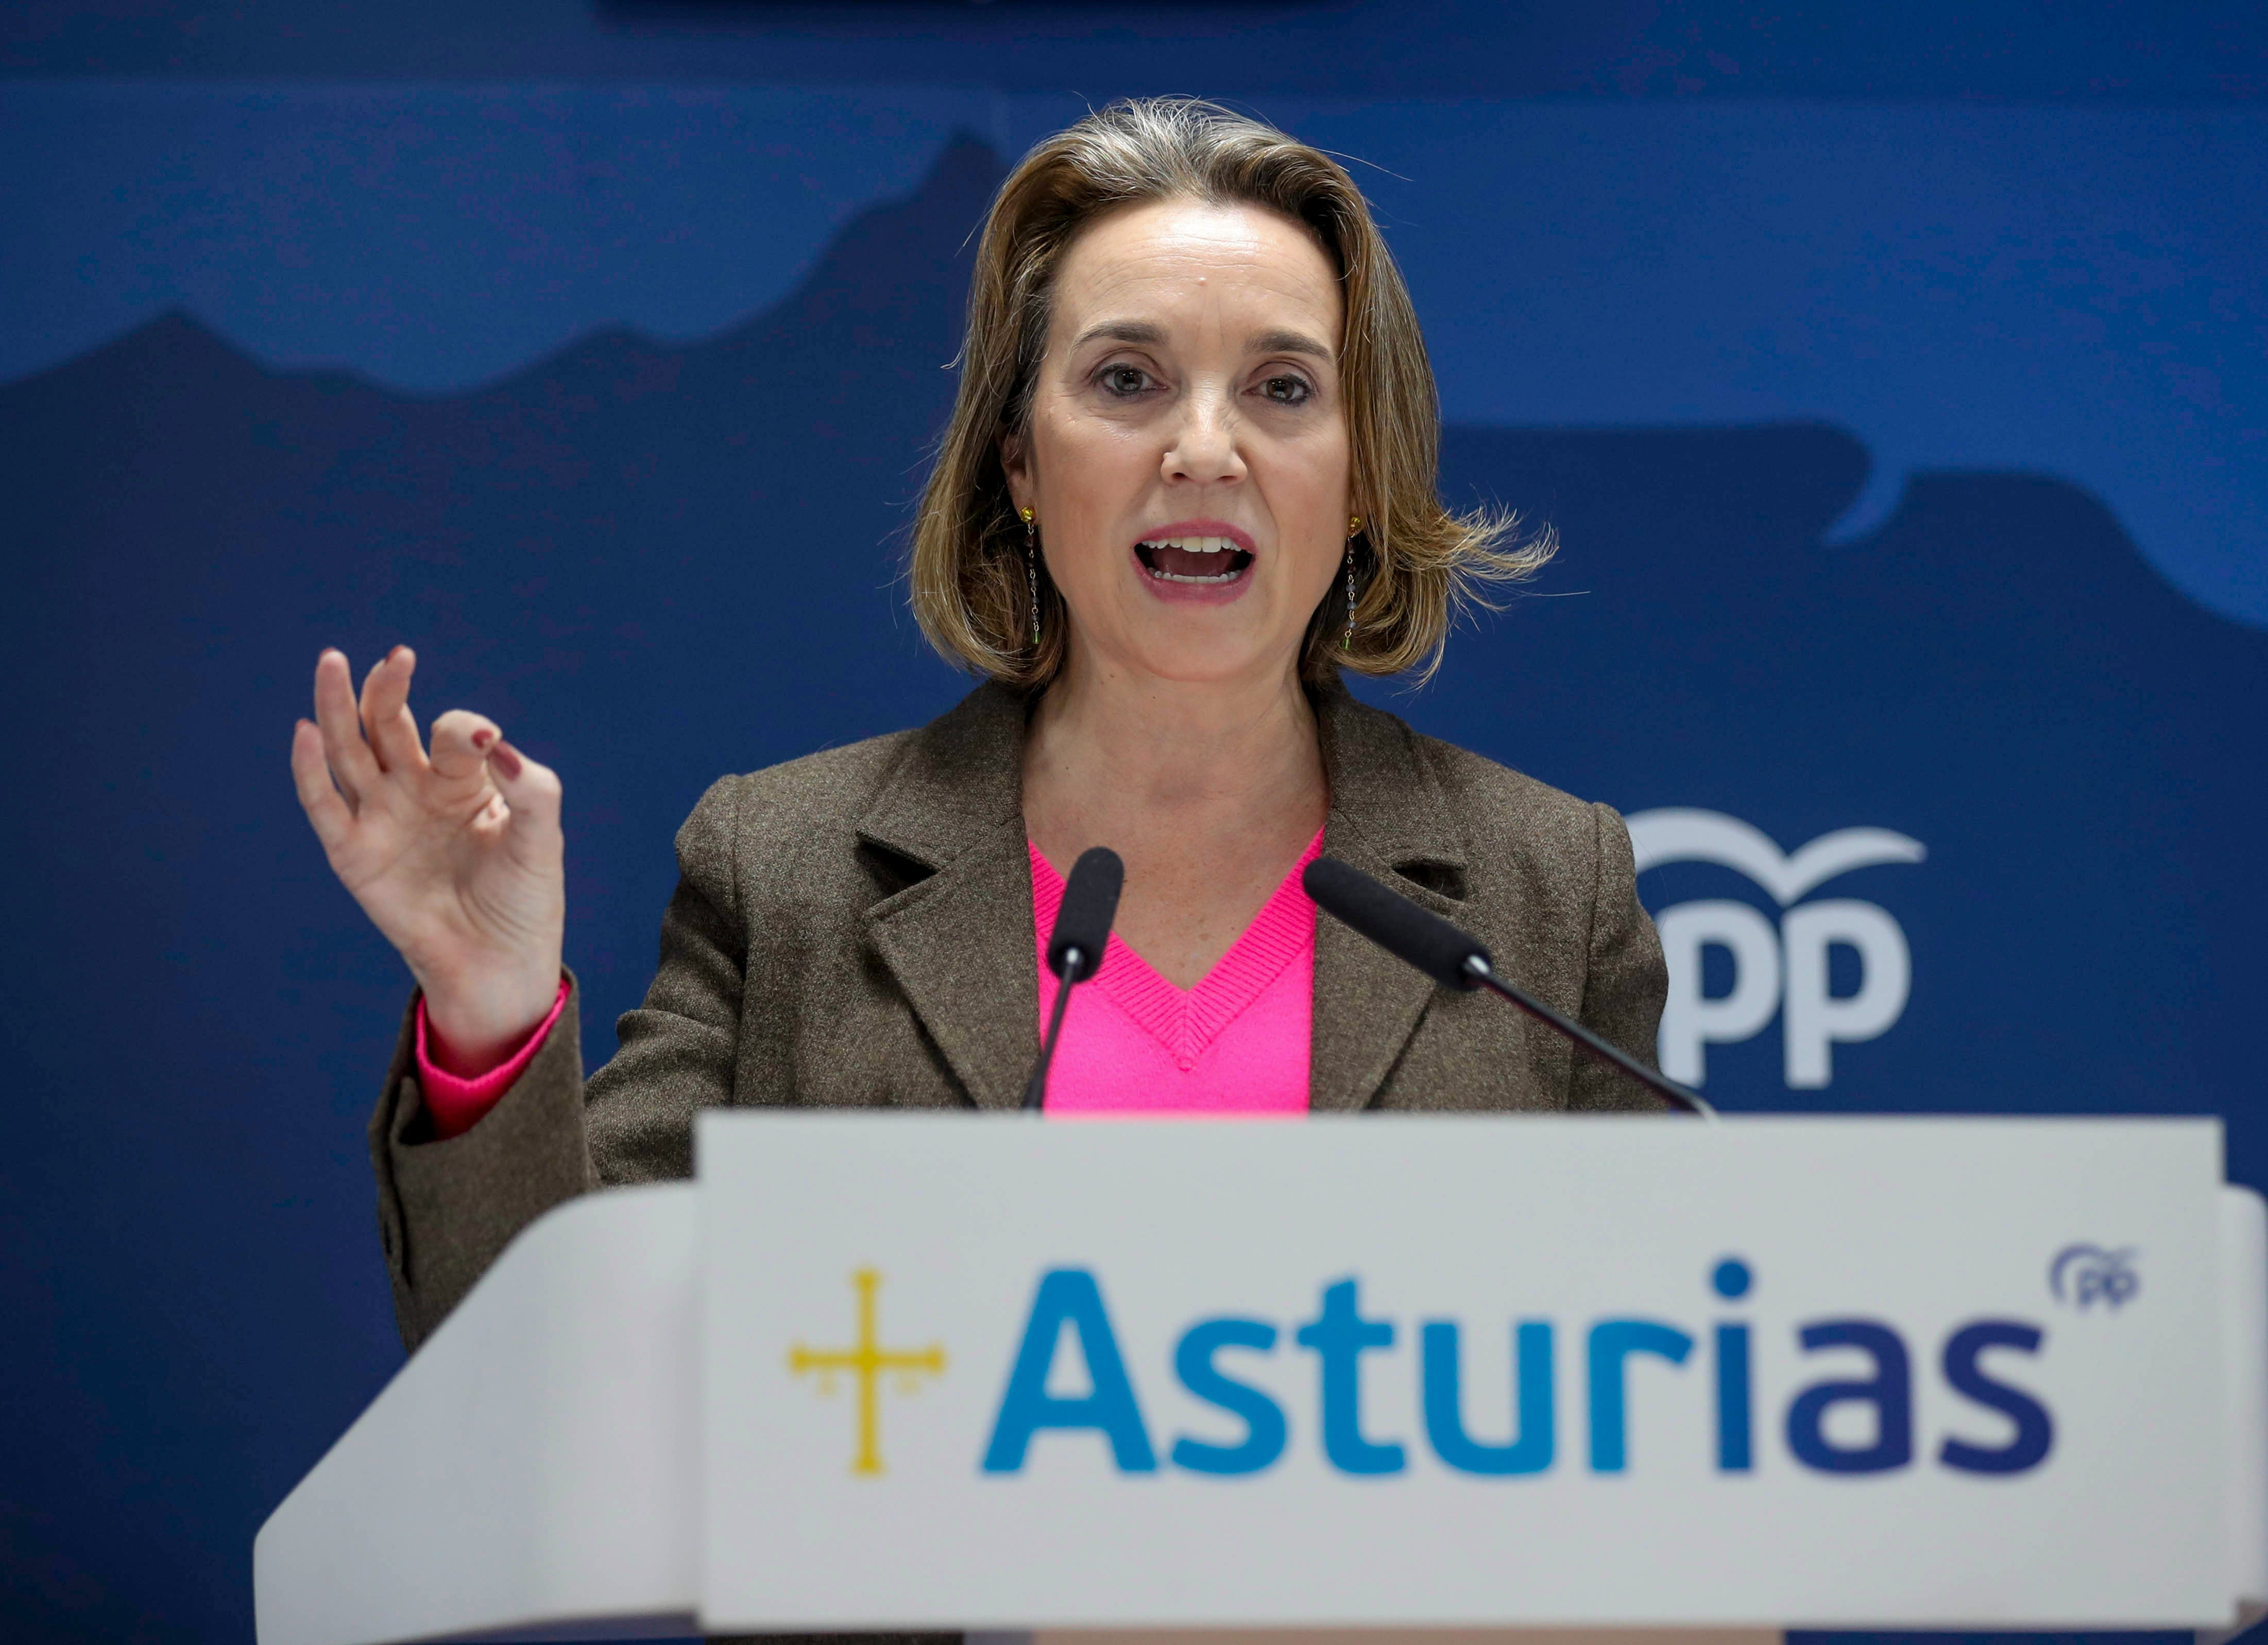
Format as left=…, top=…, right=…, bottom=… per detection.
left=1626, top=809, right=1926, bottom=904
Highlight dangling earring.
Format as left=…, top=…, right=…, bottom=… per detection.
left=1343, top=516, right=1363, bottom=650
left=1020, top=506, right=1039, bottom=646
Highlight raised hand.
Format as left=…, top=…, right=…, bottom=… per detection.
left=291, top=647, right=565, bottom=1072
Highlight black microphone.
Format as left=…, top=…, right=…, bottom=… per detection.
left=1302, top=855, right=1716, bottom=1119
left=1022, top=846, right=1125, bottom=1111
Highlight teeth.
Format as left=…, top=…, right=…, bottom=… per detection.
left=1149, top=566, right=1241, bottom=584
left=1137, top=535, right=1238, bottom=555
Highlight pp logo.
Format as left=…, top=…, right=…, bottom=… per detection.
left=1627, top=810, right=1924, bottom=1090
left=2050, top=1244, right=2140, bottom=1311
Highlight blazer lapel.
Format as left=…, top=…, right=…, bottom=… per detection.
left=858, top=684, right=1038, bottom=1113
left=1308, top=681, right=1470, bottom=1113
left=852, top=677, right=1469, bottom=1116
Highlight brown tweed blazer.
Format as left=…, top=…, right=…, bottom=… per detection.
left=371, top=676, right=1667, bottom=1347
left=364, top=676, right=1666, bottom=1644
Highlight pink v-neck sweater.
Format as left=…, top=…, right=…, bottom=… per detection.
left=1030, top=832, right=1320, bottom=1115
left=415, top=832, right=1322, bottom=1135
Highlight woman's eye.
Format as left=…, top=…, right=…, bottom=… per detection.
left=1099, top=365, right=1151, bottom=397
left=1260, top=374, right=1313, bottom=406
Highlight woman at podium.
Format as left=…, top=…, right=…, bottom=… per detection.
left=289, top=97, right=1669, bottom=1348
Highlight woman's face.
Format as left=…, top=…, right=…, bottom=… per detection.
left=1005, top=196, right=1352, bottom=692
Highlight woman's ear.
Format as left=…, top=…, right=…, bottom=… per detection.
left=999, top=431, right=1031, bottom=515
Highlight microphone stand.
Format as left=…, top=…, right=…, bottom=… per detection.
left=1461, top=953, right=1718, bottom=1120
left=1300, top=854, right=1715, bottom=1120
left=1021, top=946, right=1092, bottom=1112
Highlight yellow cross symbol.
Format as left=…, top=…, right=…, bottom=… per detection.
left=787, top=1267, right=947, bottom=1476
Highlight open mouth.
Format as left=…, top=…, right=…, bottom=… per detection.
left=1135, top=535, right=1254, bottom=585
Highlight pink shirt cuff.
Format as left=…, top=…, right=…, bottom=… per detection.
left=413, top=979, right=571, bottom=1140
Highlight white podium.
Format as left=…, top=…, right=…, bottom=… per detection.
left=256, top=1114, right=2268, bottom=1644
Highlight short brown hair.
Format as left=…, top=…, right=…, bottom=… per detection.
left=910, top=96, right=1549, bottom=689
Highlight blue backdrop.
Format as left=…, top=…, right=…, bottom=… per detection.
left=4, top=4, right=2265, bottom=1641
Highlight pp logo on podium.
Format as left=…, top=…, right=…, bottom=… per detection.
left=1628, top=809, right=1924, bottom=1090
left=2050, top=1244, right=2141, bottom=1311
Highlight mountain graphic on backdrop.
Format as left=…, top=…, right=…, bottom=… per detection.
left=4, top=122, right=2263, bottom=1118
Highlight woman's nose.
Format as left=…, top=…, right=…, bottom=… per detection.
left=1161, top=387, right=1247, bottom=485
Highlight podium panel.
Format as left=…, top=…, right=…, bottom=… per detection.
left=254, top=1114, right=2268, bottom=1645
left=700, top=1115, right=2241, bottom=1635
left=253, top=1186, right=702, bottom=1645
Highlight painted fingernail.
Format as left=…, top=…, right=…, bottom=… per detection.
left=489, top=741, right=523, bottom=779
left=471, top=728, right=495, bottom=750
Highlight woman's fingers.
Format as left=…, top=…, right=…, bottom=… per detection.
left=485, top=739, right=564, bottom=860
left=428, top=708, right=502, bottom=783
left=289, top=718, right=353, bottom=855
left=359, top=645, right=428, bottom=776
left=311, top=649, right=379, bottom=809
